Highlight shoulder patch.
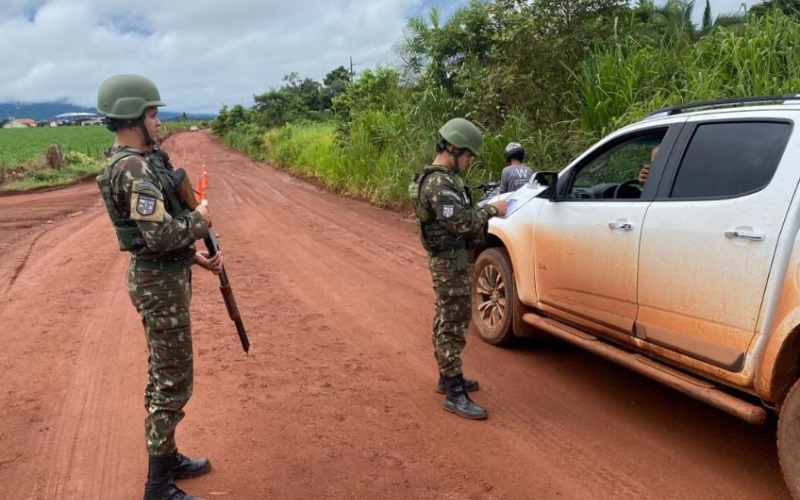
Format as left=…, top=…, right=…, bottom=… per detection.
left=136, top=195, right=158, bottom=216
left=130, top=179, right=165, bottom=222
left=442, top=205, right=455, bottom=218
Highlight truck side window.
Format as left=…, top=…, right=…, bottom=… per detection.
left=567, top=131, right=666, bottom=200
left=670, top=122, right=792, bottom=199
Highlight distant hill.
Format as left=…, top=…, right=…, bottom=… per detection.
left=0, top=102, right=94, bottom=121
left=0, top=101, right=215, bottom=121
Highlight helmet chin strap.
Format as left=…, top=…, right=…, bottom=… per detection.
left=447, top=146, right=466, bottom=174
left=138, top=117, right=155, bottom=148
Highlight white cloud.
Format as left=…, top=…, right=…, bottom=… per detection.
left=0, top=0, right=456, bottom=113
left=1, top=1, right=765, bottom=113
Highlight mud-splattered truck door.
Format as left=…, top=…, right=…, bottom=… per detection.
left=637, top=118, right=795, bottom=371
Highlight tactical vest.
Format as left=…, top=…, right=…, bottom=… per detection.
left=411, top=166, right=470, bottom=255
left=146, top=149, right=188, bottom=217
left=96, top=148, right=189, bottom=255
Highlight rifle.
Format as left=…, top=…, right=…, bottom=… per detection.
left=173, top=167, right=250, bottom=353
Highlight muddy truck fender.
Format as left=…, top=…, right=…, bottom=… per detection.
left=753, top=215, right=800, bottom=405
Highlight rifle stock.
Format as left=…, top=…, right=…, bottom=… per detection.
left=204, top=231, right=250, bottom=353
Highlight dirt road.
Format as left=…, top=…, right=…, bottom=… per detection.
left=0, top=131, right=791, bottom=499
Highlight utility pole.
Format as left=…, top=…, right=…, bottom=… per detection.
left=349, top=56, right=355, bottom=82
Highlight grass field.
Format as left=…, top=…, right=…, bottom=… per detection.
left=0, top=122, right=206, bottom=191
left=0, top=151, right=104, bottom=191
left=0, top=126, right=112, bottom=167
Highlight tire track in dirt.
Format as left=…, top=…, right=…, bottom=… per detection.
left=2, top=228, right=49, bottom=296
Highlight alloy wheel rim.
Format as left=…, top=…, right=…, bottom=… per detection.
left=476, top=264, right=506, bottom=329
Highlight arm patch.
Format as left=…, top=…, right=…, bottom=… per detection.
left=130, top=180, right=166, bottom=222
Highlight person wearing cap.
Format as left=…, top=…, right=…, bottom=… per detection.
left=410, top=118, right=508, bottom=420
left=500, top=142, right=533, bottom=193
left=95, top=74, right=220, bottom=500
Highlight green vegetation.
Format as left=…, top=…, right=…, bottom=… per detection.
left=214, top=1, right=800, bottom=207
left=259, top=121, right=416, bottom=205
left=0, top=126, right=111, bottom=166
left=1, top=151, right=104, bottom=191
left=0, top=126, right=111, bottom=190
left=577, top=6, right=800, bottom=134
left=0, top=119, right=207, bottom=191
left=161, top=119, right=207, bottom=137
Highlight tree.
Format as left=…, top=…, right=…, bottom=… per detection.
left=252, top=73, right=334, bottom=128
left=702, top=0, right=713, bottom=32
left=228, top=105, right=248, bottom=128
left=211, top=105, right=229, bottom=134
left=253, top=89, right=294, bottom=128
left=632, top=0, right=697, bottom=40
left=714, top=13, right=745, bottom=28
left=324, top=66, right=351, bottom=86
left=401, top=2, right=496, bottom=93
left=533, top=0, right=629, bottom=35
left=322, top=66, right=352, bottom=109
left=479, top=0, right=627, bottom=125
left=332, top=67, right=404, bottom=123
left=751, top=0, right=800, bottom=17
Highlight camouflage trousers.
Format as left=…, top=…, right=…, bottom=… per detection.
left=127, top=260, right=194, bottom=457
left=428, top=250, right=473, bottom=378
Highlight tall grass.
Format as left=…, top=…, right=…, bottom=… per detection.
left=577, top=10, right=800, bottom=134
left=253, top=108, right=593, bottom=207
left=223, top=123, right=267, bottom=160
left=263, top=118, right=421, bottom=207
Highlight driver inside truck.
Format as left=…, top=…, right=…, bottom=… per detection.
left=637, top=145, right=660, bottom=187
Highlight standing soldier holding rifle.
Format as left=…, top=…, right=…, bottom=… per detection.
left=96, top=74, right=219, bottom=500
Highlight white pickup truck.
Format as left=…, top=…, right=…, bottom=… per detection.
left=473, top=97, right=800, bottom=498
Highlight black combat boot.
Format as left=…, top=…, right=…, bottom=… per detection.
left=436, top=373, right=479, bottom=394
left=171, top=451, right=211, bottom=479
left=443, top=375, right=488, bottom=420
left=144, top=455, right=204, bottom=500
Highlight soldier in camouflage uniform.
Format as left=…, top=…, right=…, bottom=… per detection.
left=96, top=74, right=221, bottom=500
left=412, top=118, right=508, bottom=420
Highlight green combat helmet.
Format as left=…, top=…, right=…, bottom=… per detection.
left=439, top=117, right=483, bottom=156
left=97, top=74, right=165, bottom=119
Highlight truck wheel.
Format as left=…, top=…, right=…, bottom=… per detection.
left=472, top=248, right=517, bottom=345
left=779, top=378, right=800, bottom=499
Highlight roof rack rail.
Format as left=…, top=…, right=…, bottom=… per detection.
left=647, top=95, right=800, bottom=118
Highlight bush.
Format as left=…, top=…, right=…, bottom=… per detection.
left=577, top=9, right=800, bottom=133
left=223, top=123, right=267, bottom=160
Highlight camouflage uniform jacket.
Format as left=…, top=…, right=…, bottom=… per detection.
left=99, top=145, right=208, bottom=262
left=414, top=165, right=498, bottom=255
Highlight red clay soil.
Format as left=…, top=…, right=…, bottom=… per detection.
left=0, top=131, right=791, bottom=499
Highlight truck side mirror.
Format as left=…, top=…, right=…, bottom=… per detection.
left=533, top=171, right=559, bottom=201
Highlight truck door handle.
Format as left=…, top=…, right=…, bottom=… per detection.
left=725, top=230, right=765, bottom=241
left=609, top=221, right=633, bottom=231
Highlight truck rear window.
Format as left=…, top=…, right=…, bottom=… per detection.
left=670, top=121, right=792, bottom=199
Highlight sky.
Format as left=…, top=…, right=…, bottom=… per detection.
left=0, top=0, right=765, bottom=114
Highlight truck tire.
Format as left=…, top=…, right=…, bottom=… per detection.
left=473, top=247, right=542, bottom=346
left=779, top=378, right=800, bottom=499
